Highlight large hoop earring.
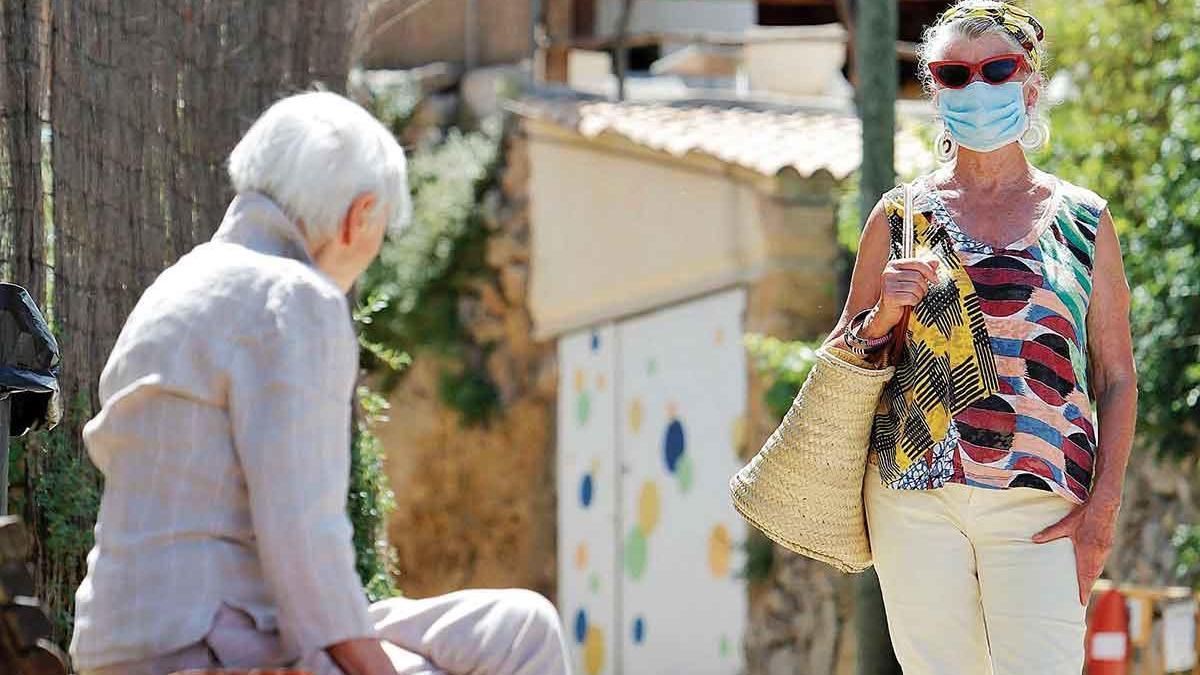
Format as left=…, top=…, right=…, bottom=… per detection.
left=935, top=125, right=958, bottom=163
left=1019, top=119, right=1050, bottom=151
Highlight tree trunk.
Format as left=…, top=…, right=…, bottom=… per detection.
left=853, top=1, right=902, bottom=674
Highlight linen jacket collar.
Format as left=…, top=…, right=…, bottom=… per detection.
left=211, top=191, right=316, bottom=266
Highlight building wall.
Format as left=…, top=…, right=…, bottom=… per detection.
left=593, top=0, right=755, bottom=44
left=524, top=118, right=851, bottom=673
left=364, top=0, right=535, bottom=69
left=526, top=125, right=776, bottom=339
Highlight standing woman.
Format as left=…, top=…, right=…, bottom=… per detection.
left=827, top=1, right=1138, bottom=673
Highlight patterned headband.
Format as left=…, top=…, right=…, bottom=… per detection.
left=936, top=1, right=1046, bottom=71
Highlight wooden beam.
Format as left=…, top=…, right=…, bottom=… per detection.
left=547, top=32, right=917, bottom=60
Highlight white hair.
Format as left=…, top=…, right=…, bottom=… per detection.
left=228, top=90, right=412, bottom=243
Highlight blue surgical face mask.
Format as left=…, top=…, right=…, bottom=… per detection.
left=936, top=79, right=1030, bottom=152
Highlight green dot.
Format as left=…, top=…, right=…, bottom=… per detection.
left=720, top=634, right=731, bottom=658
left=576, top=391, right=591, bottom=426
left=624, top=526, right=648, bottom=580
left=589, top=572, right=600, bottom=593
left=647, top=358, right=658, bottom=375
left=677, top=454, right=694, bottom=494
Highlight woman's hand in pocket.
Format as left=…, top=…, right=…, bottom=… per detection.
left=1031, top=499, right=1119, bottom=606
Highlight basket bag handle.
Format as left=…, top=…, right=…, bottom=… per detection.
left=886, top=182, right=914, bottom=364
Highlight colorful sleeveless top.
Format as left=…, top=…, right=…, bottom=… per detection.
left=866, top=173, right=1108, bottom=505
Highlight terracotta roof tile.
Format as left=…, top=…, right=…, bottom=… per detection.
left=511, top=93, right=934, bottom=180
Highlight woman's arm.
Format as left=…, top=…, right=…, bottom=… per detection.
left=824, top=197, right=938, bottom=362
left=1032, top=207, right=1138, bottom=605
left=1083, top=208, right=1139, bottom=508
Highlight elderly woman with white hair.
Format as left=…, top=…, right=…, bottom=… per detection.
left=68, top=91, right=571, bottom=675
left=827, top=1, right=1137, bottom=673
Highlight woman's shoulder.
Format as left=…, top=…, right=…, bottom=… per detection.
left=1050, top=173, right=1109, bottom=219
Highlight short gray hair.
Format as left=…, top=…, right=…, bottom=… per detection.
left=228, top=90, right=412, bottom=243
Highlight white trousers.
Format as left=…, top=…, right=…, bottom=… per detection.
left=81, top=588, right=571, bottom=675
left=864, top=461, right=1087, bottom=675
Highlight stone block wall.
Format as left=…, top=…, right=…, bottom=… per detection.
left=373, top=118, right=561, bottom=600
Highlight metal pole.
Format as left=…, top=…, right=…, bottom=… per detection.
left=530, top=0, right=543, bottom=85
left=0, top=396, right=9, bottom=516
left=465, top=0, right=479, bottom=71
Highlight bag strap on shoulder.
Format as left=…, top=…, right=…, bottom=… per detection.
left=886, top=182, right=914, bottom=364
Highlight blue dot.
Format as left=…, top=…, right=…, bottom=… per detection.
left=574, top=608, right=588, bottom=644
left=590, top=331, right=601, bottom=352
left=632, top=616, right=645, bottom=644
left=663, top=419, right=685, bottom=473
left=580, top=474, right=594, bottom=508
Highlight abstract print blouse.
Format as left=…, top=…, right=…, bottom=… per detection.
left=867, top=174, right=1107, bottom=505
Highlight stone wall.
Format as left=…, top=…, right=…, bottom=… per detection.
left=1109, top=445, right=1200, bottom=586
left=373, top=115, right=561, bottom=600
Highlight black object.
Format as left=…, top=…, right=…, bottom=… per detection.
left=0, top=283, right=60, bottom=437
left=0, top=283, right=61, bottom=518
left=0, top=516, right=67, bottom=675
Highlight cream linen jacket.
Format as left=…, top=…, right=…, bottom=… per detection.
left=69, top=192, right=376, bottom=670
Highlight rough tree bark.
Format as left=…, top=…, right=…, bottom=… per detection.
left=2, top=0, right=368, bottom=641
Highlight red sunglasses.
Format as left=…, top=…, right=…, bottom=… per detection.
left=928, top=53, right=1029, bottom=89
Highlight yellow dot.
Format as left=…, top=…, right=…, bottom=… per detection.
left=596, top=372, right=606, bottom=391
left=575, top=542, right=589, bottom=570
left=629, top=397, right=644, bottom=434
left=708, top=524, right=732, bottom=578
left=584, top=626, right=605, bottom=675
left=574, top=369, right=585, bottom=394
left=731, top=415, right=748, bottom=458
left=638, top=481, right=660, bottom=534
left=715, top=327, right=725, bottom=345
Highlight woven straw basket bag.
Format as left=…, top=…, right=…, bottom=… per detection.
left=730, top=182, right=914, bottom=574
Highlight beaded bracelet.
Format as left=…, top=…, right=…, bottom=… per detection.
left=844, top=307, right=892, bottom=357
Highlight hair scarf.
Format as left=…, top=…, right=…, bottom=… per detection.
left=936, top=1, right=1046, bottom=72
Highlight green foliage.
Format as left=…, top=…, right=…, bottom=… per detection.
left=354, top=71, right=424, bottom=139
left=836, top=172, right=865, bottom=254
left=9, top=391, right=102, bottom=642
left=355, top=112, right=504, bottom=422
left=349, top=386, right=400, bottom=600
left=1031, top=0, right=1200, bottom=457
left=1171, top=523, right=1200, bottom=588
left=740, top=531, right=775, bottom=583
left=743, top=333, right=823, bottom=422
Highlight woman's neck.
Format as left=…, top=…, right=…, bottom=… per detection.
left=944, top=143, right=1036, bottom=192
